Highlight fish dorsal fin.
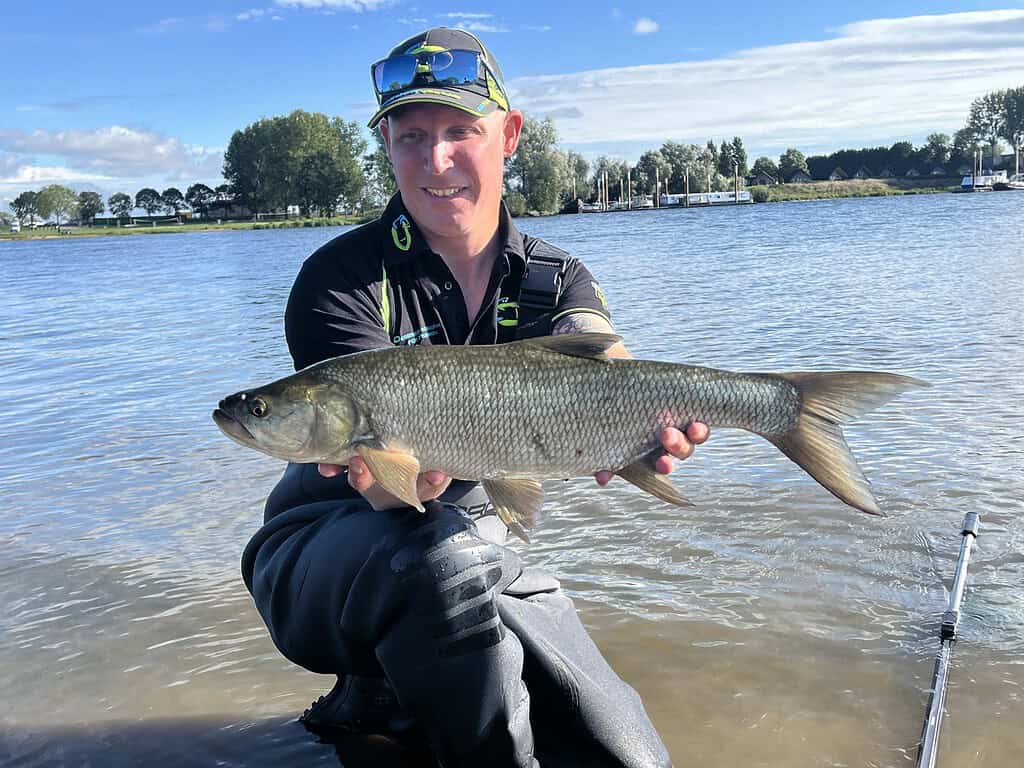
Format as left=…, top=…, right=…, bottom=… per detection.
left=519, top=332, right=621, bottom=360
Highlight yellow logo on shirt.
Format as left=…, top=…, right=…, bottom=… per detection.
left=392, top=215, right=412, bottom=251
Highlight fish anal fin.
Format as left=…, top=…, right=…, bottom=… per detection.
left=482, top=479, right=546, bottom=543
left=521, top=332, right=621, bottom=360
left=616, top=457, right=692, bottom=507
left=355, top=446, right=424, bottom=512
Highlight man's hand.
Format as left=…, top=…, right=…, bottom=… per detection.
left=593, top=423, right=710, bottom=487
left=318, top=460, right=452, bottom=511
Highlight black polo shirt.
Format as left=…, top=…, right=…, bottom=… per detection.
left=285, top=194, right=612, bottom=371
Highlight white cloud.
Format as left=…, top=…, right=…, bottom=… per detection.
left=439, top=12, right=494, bottom=19
left=0, top=126, right=225, bottom=195
left=237, top=8, right=266, bottom=21
left=275, top=0, right=392, bottom=9
left=633, top=17, right=658, bottom=35
left=0, top=165, right=112, bottom=185
left=510, top=10, right=1024, bottom=157
left=459, top=21, right=507, bottom=33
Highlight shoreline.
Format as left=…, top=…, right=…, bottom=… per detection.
left=2, top=181, right=959, bottom=240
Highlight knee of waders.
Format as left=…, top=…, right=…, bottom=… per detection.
left=387, top=502, right=524, bottom=659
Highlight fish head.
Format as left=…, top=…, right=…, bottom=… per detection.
left=212, top=374, right=359, bottom=463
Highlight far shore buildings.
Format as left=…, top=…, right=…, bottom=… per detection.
left=788, top=169, right=813, bottom=183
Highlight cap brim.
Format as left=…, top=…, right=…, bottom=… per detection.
left=367, top=88, right=501, bottom=128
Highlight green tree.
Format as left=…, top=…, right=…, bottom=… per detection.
left=965, top=91, right=1006, bottom=164
left=36, top=184, right=79, bottom=227
left=108, top=192, right=133, bottom=222
left=1002, top=86, right=1024, bottom=162
left=504, top=116, right=567, bottom=213
left=588, top=155, right=628, bottom=202
left=778, top=148, right=809, bottom=181
left=185, top=183, right=216, bottom=217
left=717, top=140, right=733, bottom=177
left=563, top=150, right=589, bottom=203
left=135, top=188, right=164, bottom=217
left=658, top=141, right=702, bottom=194
left=924, top=133, right=952, bottom=165
left=223, top=109, right=366, bottom=213
left=364, top=130, right=396, bottom=207
left=161, top=187, right=186, bottom=215
left=11, top=190, right=39, bottom=225
left=634, top=149, right=671, bottom=195
left=730, top=137, right=748, bottom=176
left=77, top=191, right=104, bottom=224
left=751, top=156, right=779, bottom=179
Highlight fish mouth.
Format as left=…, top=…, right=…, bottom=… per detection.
left=212, top=408, right=255, bottom=443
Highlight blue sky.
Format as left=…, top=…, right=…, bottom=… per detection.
left=2, top=1, right=1023, bottom=206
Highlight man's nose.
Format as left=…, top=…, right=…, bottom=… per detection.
left=425, top=139, right=454, bottom=173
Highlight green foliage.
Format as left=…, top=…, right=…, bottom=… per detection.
left=965, top=91, right=1006, bottom=159
left=1004, top=87, right=1024, bottom=149
left=778, top=148, right=809, bottom=181
left=925, top=133, right=952, bottom=165
left=108, top=192, right=133, bottom=220
left=563, top=150, right=589, bottom=203
left=504, top=116, right=569, bottom=214
left=364, top=130, right=396, bottom=207
left=135, top=188, right=164, bottom=216
left=223, top=109, right=366, bottom=214
left=185, top=184, right=216, bottom=216
left=161, top=187, right=185, bottom=214
left=36, top=184, right=79, bottom=225
left=11, top=190, right=39, bottom=224
left=504, top=191, right=527, bottom=217
left=634, top=150, right=671, bottom=195
left=751, top=156, right=779, bottom=179
left=77, top=191, right=104, bottom=224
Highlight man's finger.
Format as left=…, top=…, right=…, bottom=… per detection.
left=347, top=456, right=376, bottom=492
left=318, top=463, right=345, bottom=478
left=594, top=470, right=613, bottom=486
left=686, top=422, right=710, bottom=445
left=660, top=427, right=693, bottom=460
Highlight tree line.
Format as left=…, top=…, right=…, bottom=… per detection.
left=6, top=85, right=1022, bottom=226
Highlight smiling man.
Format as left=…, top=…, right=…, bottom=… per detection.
left=241, top=27, right=706, bottom=767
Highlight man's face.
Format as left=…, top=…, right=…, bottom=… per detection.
left=381, top=103, right=522, bottom=244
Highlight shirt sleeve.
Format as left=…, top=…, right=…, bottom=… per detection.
left=285, top=248, right=392, bottom=371
left=551, top=258, right=613, bottom=327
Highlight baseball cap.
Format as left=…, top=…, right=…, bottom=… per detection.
left=367, top=27, right=510, bottom=129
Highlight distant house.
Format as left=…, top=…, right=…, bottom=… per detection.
left=206, top=200, right=252, bottom=220
left=956, top=164, right=972, bottom=175
left=788, top=170, right=812, bottom=183
left=853, top=166, right=872, bottom=180
left=748, top=170, right=778, bottom=186
left=878, top=166, right=895, bottom=178
left=828, top=166, right=848, bottom=181
left=905, top=167, right=921, bottom=177
left=930, top=166, right=947, bottom=176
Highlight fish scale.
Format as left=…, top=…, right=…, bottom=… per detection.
left=333, top=342, right=802, bottom=479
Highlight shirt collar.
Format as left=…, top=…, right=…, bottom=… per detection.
left=379, top=193, right=527, bottom=267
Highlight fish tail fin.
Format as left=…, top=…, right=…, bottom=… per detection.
left=766, top=372, right=928, bottom=514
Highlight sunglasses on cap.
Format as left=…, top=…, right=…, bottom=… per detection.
left=371, top=49, right=506, bottom=101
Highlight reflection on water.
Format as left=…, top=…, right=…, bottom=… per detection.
left=2, top=193, right=1022, bottom=766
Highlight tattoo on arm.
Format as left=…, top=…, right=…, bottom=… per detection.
left=552, top=313, right=615, bottom=336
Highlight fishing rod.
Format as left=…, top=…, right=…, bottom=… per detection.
left=915, top=511, right=980, bottom=768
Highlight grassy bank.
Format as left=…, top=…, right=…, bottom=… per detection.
left=749, top=178, right=956, bottom=203
left=0, top=214, right=377, bottom=241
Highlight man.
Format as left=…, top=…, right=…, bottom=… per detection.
left=242, top=27, right=708, bottom=767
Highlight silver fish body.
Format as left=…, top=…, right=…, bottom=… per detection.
left=214, top=333, right=926, bottom=537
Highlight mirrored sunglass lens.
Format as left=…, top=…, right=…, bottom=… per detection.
left=376, top=56, right=417, bottom=94
left=428, top=50, right=480, bottom=85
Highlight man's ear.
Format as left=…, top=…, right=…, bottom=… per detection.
left=502, top=110, right=524, bottom=158
left=378, top=120, right=393, bottom=160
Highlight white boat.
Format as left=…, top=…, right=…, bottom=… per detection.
left=959, top=170, right=1008, bottom=191
left=993, top=173, right=1024, bottom=191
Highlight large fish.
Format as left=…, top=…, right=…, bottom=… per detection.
left=213, top=333, right=926, bottom=539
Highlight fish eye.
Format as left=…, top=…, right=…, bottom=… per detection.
left=250, top=397, right=269, bottom=418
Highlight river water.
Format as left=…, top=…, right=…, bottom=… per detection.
left=1, top=192, right=1022, bottom=767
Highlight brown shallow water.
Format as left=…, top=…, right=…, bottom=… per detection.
left=2, top=192, right=1022, bottom=766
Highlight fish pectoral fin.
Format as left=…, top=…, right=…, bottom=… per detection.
left=355, top=446, right=424, bottom=512
left=482, top=479, right=546, bottom=543
left=616, top=458, right=692, bottom=507
left=520, top=332, right=622, bottom=360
